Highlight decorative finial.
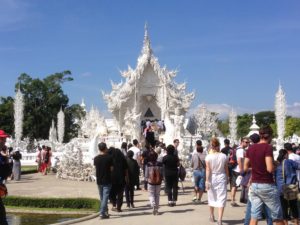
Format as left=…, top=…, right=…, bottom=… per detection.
left=142, top=22, right=152, bottom=56
left=252, top=114, right=256, bottom=124
left=144, top=22, right=148, bottom=38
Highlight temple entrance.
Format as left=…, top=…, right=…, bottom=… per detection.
left=140, top=95, right=161, bottom=121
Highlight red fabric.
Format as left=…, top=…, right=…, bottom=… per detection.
left=245, top=143, right=274, bottom=183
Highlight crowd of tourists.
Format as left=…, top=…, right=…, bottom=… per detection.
left=1, top=126, right=300, bottom=225
left=94, top=126, right=300, bottom=225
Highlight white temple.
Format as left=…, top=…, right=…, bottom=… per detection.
left=103, top=25, right=194, bottom=144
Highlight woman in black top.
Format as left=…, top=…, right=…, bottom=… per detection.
left=162, top=144, right=179, bottom=206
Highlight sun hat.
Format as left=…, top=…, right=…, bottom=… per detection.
left=0, top=130, right=9, bottom=138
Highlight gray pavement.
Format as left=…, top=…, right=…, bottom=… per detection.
left=6, top=173, right=247, bottom=225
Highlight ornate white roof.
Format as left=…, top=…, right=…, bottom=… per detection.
left=103, top=24, right=194, bottom=114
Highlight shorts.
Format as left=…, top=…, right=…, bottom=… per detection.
left=249, top=183, right=283, bottom=220
left=230, top=171, right=240, bottom=187
left=193, top=169, right=205, bottom=191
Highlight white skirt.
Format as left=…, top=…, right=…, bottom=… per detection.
left=207, top=173, right=227, bottom=207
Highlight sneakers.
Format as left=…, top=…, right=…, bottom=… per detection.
left=230, top=202, right=239, bottom=207
left=168, top=201, right=176, bottom=207
left=131, top=203, right=135, bottom=208
left=192, top=196, right=197, bottom=202
left=100, top=214, right=109, bottom=219
left=152, top=207, right=158, bottom=215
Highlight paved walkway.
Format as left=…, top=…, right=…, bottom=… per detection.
left=6, top=173, right=247, bottom=225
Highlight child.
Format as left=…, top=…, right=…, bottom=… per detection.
left=145, top=151, right=163, bottom=215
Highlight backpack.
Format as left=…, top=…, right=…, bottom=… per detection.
left=44, top=152, right=50, bottom=164
left=178, top=164, right=186, bottom=181
left=147, top=163, right=163, bottom=185
left=228, top=148, right=237, bottom=169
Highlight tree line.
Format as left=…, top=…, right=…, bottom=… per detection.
left=0, top=71, right=85, bottom=143
left=218, top=111, right=300, bottom=139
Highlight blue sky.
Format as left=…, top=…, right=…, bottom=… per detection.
left=0, top=0, right=300, bottom=118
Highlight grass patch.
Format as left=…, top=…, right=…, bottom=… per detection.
left=6, top=205, right=95, bottom=213
left=21, top=165, right=38, bottom=174
left=3, top=196, right=99, bottom=211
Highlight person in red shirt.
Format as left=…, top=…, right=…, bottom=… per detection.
left=244, top=126, right=284, bottom=225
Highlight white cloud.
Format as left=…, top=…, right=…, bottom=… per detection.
left=287, top=102, right=300, bottom=118
left=188, top=103, right=262, bottom=120
left=80, top=72, right=93, bottom=77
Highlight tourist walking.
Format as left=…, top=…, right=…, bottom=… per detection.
left=141, top=144, right=152, bottom=191
left=275, top=149, right=300, bottom=225
left=244, top=126, right=284, bottom=225
left=230, top=137, right=249, bottom=207
left=109, top=147, right=128, bottom=212
left=145, top=151, right=163, bottom=215
left=36, top=146, right=42, bottom=172
left=0, top=130, right=10, bottom=225
left=129, top=139, right=141, bottom=190
left=94, top=142, right=113, bottom=219
left=12, top=149, right=22, bottom=181
left=243, top=133, right=272, bottom=225
left=125, top=150, right=139, bottom=208
left=205, top=137, right=229, bottom=225
left=191, top=140, right=206, bottom=203
left=162, top=144, right=179, bottom=206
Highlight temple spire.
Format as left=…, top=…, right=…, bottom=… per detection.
left=142, top=22, right=152, bottom=56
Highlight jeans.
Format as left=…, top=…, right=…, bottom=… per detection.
left=244, top=200, right=273, bottom=225
left=193, top=169, right=205, bottom=190
left=148, top=184, right=161, bottom=209
left=97, top=184, right=112, bottom=216
left=250, top=183, right=283, bottom=220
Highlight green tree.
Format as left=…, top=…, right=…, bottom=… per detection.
left=64, top=104, right=86, bottom=142
left=237, top=113, right=252, bottom=139
left=255, top=111, right=275, bottom=127
left=0, top=97, right=14, bottom=135
left=14, top=71, right=77, bottom=141
left=285, top=117, right=300, bottom=137
left=218, top=119, right=229, bottom=137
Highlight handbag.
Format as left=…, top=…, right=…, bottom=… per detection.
left=0, top=184, right=7, bottom=198
left=282, top=160, right=299, bottom=201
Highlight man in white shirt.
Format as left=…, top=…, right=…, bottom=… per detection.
left=230, top=137, right=249, bottom=207
left=285, top=143, right=300, bottom=188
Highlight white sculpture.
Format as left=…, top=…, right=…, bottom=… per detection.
left=14, top=87, right=24, bottom=147
left=229, top=108, right=237, bottom=144
left=57, top=108, right=65, bottom=143
left=49, top=120, right=58, bottom=143
left=80, top=106, right=107, bottom=138
left=275, top=84, right=286, bottom=151
left=193, top=104, right=218, bottom=138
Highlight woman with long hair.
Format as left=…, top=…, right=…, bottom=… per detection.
left=205, top=137, right=229, bottom=225
left=275, top=149, right=300, bottom=225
